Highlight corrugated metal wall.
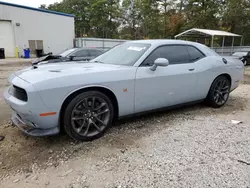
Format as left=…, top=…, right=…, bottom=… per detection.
left=74, top=38, right=128, bottom=49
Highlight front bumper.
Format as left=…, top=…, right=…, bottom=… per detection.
left=11, top=111, right=59, bottom=136
left=3, top=75, right=60, bottom=137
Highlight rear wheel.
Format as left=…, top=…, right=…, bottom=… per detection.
left=206, top=75, right=231, bottom=108
left=63, top=91, right=114, bottom=141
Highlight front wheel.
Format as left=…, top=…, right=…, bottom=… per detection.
left=63, top=91, right=114, bottom=141
left=206, top=76, right=231, bottom=108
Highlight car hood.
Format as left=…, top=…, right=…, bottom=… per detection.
left=13, top=62, right=123, bottom=84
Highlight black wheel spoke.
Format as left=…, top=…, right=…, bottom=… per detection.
left=72, top=117, right=85, bottom=121
left=91, top=97, right=96, bottom=110
left=74, top=109, right=83, bottom=113
left=221, top=86, right=229, bottom=91
left=76, top=119, right=86, bottom=133
left=94, top=116, right=105, bottom=126
left=219, top=81, right=223, bottom=88
left=83, top=120, right=91, bottom=136
left=91, top=120, right=102, bottom=132
left=218, top=94, right=224, bottom=103
left=83, top=98, right=89, bottom=110
left=96, top=108, right=109, bottom=116
left=94, top=102, right=106, bottom=111
left=221, top=80, right=226, bottom=87
left=221, top=90, right=229, bottom=94
left=214, top=94, right=219, bottom=103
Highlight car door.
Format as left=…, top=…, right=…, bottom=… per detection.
left=134, top=45, right=198, bottom=113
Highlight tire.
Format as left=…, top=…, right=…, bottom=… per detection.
left=63, top=91, right=114, bottom=141
left=206, top=75, right=231, bottom=108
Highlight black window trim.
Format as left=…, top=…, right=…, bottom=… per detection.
left=139, top=44, right=206, bottom=67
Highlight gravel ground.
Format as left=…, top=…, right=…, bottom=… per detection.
left=0, top=64, right=250, bottom=188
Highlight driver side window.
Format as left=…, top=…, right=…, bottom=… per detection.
left=142, top=45, right=190, bottom=66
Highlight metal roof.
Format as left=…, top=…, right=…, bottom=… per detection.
left=175, top=28, right=242, bottom=38
left=0, top=1, right=74, bottom=17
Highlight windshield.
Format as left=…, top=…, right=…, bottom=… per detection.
left=57, top=48, right=76, bottom=57
left=232, top=52, right=248, bottom=57
left=91, top=43, right=151, bottom=66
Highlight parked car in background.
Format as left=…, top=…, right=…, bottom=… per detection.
left=4, top=40, right=244, bottom=141
left=231, top=51, right=250, bottom=66
left=32, top=47, right=105, bottom=65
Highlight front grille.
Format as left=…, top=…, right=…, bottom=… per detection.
left=11, top=85, right=28, bottom=102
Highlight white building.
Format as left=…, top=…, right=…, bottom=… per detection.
left=0, top=1, right=75, bottom=57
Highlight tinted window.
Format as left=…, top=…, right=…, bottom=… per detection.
left=89, top=50, right=102, bottom=57
left=186, top=46, right=205, bottom=62
left=72, top=50, right=89, bottom=57
left=143, top=45, right=190, bottom=66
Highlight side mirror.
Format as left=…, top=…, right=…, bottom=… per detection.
left=150, top=58, right=169, bottom=71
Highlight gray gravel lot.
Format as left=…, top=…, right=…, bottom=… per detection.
left=0, top=64, right=250, bottom=188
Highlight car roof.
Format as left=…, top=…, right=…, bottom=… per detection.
left=126, top=39, right=201, bottom=46
left=125, top=39, right=219, bottom=56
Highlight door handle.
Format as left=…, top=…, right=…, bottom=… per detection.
left=189, top=68, right=195, bottom=71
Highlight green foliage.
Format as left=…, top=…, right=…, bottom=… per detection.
left=40, top=0, right=250, bottom=45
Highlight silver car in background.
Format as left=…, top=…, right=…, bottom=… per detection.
left=4, top=40, right=244, bottom=141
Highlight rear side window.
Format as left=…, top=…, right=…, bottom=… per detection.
left=72, top=50, right=89, bottom=57
left=186, top=46, right=205, bottom=62
left=89, top=50, right=102, bottom=56
left=142, top=45, right=190, bottom=66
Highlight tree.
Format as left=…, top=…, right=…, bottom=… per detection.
left=222, top=0, right=250, bottom=45
left=89, top=0, right=121, bottom=38
left=120, top=0, right=143, bottom=39
left=183, top=0, right=222, bottom=30
left=39, top=0, right=250, bottom=45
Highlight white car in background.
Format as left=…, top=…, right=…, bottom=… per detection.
left=4, top=40, right=244, bottom=141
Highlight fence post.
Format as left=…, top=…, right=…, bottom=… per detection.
left=231, top=37, right=234, bottom=54
left=222, top=36, right=225, bottom=55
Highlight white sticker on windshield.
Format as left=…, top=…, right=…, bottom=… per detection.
left=127, top=46, right=146, bottom=51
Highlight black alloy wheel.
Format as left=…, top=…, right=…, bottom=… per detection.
left=63, top=91, right=114, bottom=141
left=206, top=75, right=231, bottom=108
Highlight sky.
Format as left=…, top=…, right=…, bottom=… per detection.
left=2, top=0, right=62, bottom=8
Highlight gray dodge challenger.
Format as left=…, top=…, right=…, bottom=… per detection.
left=4, top=40, right=244, bottom=141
